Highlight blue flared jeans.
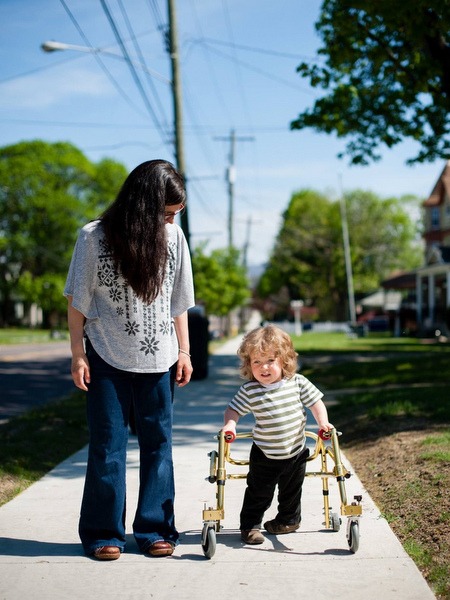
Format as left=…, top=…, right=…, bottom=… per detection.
left=79, top=340, right=178, bottom=555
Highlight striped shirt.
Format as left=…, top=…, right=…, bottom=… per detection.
left=228, top=374, right=323, bottom=459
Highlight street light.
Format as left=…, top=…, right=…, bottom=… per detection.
left=41, top=40, right=170, bottom=84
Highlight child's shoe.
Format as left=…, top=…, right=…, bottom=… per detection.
left=264, top=519, right=299, bottom=534
left=241, top=529, right=265, bottom=544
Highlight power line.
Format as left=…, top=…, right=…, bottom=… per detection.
left=187, top=0, right=233, bottom=124
left=99, top=0, right=170, bottom=149
left=57, top=0, right=146, bottom=116
left=116, top=0, right=170, bottom=137
left=197, top=43, right=316, bottom=95
left=2, top=118, right=165, bottom=129
left=191, top=37, right=321, bottom=61
left=3, top=118, right=301, bottom=135
left=221, top=0, right=253, bottom=131
left=146, top=0, right=166, bottom=34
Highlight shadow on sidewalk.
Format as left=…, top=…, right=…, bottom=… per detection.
left=173, top=353, right=242, bottom=445
left=0, top=537, right=80, bottom=557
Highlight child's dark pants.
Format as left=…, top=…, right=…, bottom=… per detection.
left=240, top=443, right=310, bottom=531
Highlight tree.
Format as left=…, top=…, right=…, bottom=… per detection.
left=256, top=189, right=422, bottom=321
left=191, top=244, right=250, bottom=323
left=291, top=1, right=450, bottom=164
left=0, top=140, right=127, bottom=326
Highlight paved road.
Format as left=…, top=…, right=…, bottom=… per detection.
left=0, top=341, right=73, bottom=423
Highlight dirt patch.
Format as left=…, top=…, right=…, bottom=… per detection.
left=0, top=474, right=26, bottom=506
left=343, top=427, right=450, bottom=598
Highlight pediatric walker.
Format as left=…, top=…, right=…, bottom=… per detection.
left=201, top=427, right=362, bottom=558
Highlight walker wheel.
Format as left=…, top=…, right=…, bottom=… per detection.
left=348, top=520, right=360, bottom=553
left=224, top=430, right=236, bottom=443
left=331, top=512, right=341, bottom=532
left=202, top=524, right=216, bottom=559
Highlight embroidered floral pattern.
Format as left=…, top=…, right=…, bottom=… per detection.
left=98, top=258, right=119, bottom=288
left=91, top=230, right=187, bottom=366
left=139, top=336, right=159, bottom=356
left=109, top=286, right=122, bottom=303
left=124, top=320, right=140, bottom=336
left=159, top=320, right=170, bottom=336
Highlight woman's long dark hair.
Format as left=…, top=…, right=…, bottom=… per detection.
left=100, top=159, right=186, bottom=304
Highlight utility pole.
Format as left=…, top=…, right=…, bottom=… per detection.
left=242, top=215, right=252, bottom=269
left=339, top=176, right=356, bottom=323
left=167, top=0, right=190, bottom=250
left=214, top=129, right=254, bottom=250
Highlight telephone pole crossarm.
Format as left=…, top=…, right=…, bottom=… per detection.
left=214, top=129, right=254, bottom=249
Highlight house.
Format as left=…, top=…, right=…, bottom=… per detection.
left=417, top=161, right=450, bottom=332
left=383, top=161, right=450, bottom=335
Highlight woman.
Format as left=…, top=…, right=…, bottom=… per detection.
left=64, top=160, right=195, bottom=560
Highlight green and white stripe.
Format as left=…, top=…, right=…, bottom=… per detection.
left=229, top=374, right=323, bottom=459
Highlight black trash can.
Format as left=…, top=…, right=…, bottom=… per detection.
left=188, top=306, right=209, bottom=380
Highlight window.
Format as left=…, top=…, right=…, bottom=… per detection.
left=431, top=207, right=440, bottom=229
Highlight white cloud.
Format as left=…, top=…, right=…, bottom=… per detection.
left=0, top=67, right=111, bottom=109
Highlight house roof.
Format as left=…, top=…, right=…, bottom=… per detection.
left=423, top=160, right=450, bottom=207
left=359, top=290, right=402, bottom=310
left=381, top=272, right=416, bottom=290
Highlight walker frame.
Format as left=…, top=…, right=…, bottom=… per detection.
left=201, top=428, right=362, bottom=558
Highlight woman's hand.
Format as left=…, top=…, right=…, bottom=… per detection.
left=175, top=352, right=193, bottom=387
left=71, top=351, right=91, bottom=391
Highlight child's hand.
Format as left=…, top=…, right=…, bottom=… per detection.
left=222, top=420, right=237, bottom=443
left=318, top=421, right=333, bottom=433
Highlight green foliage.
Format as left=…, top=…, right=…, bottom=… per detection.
left=258, top=189, right=342, bottom=318
left=0, top=140, right=127, bottom=325
left=291, top=1, right=450, bottom=164
left=257, top=188, right=422, bottom=320
left=191, top=244, right=250, bottom=316
left=16, top=272, right=67, bottom=318
left=0, top=391, right=88, bottom=505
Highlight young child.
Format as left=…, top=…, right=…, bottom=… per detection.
left=223, top=324, right=333, bottom=545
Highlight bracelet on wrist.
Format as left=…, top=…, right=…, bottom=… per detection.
left=179, top=349, right=191, bottom=357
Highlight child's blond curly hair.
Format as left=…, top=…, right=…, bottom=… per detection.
left=237, top=324, right=298, bottom=381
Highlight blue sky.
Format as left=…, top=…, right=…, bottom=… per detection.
left=0, top=0, right=444, bottom=266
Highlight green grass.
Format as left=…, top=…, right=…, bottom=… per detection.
left=420, top=432, right=450, bottom=463
left=302, top=353, right=450, bottom=389
left=0, top=328, right=68, bottom=344
left=0, top=391, right=88, bottom=505
left=292, top=330, right=450, bottom=353
left=294, top=331, right=450, bottom=431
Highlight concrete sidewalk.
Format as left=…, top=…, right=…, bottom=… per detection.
left=0, top=334, right=436, bottom=600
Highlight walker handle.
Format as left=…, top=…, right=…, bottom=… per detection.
left=224, top=430, right=236, bottom=443
left=318, top=429, right=332, bottom=440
